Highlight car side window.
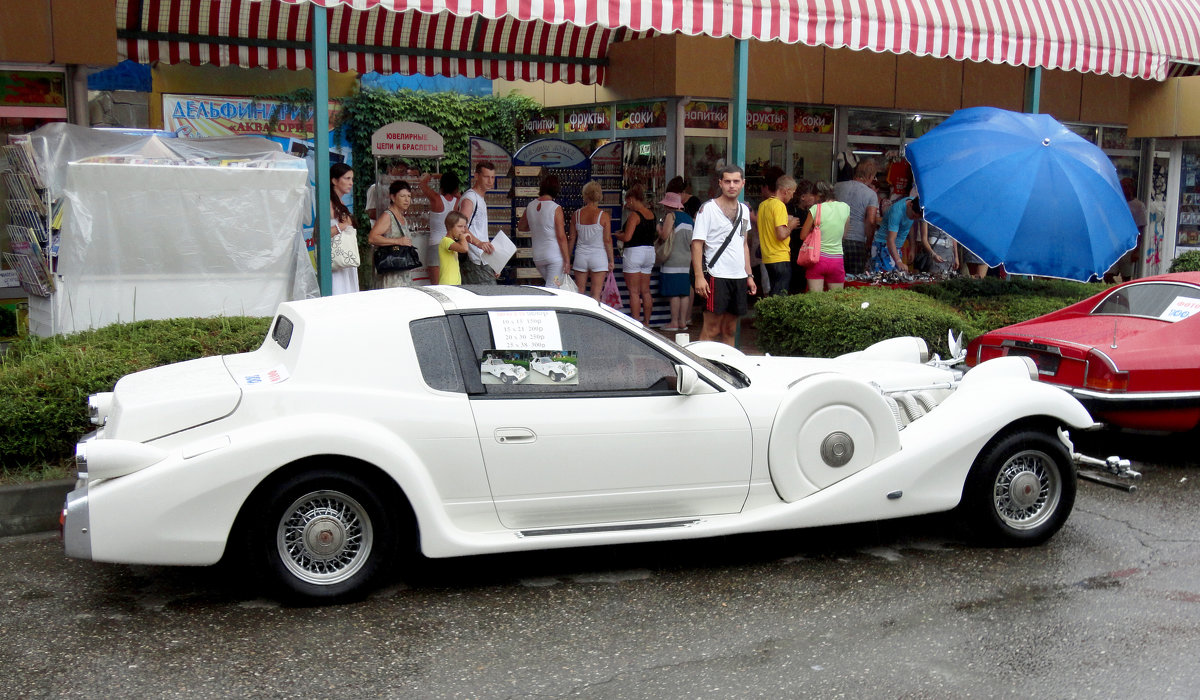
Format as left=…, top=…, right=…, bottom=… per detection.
left=410, top=317, right=465, bottom=393
left=461, top=311, right=678, bottom=396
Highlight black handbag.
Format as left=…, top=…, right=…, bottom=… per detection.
left=373, top=244, right=422, bottom=274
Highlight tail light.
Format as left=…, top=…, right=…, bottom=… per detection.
left=1083, top=348, right=1129, bottom=392
left=967, top=343, right=1004, bottom=367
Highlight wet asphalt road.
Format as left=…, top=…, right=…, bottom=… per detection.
left=2, top=431, right=1198, bottom=699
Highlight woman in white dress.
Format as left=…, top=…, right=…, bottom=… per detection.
left=329, top=163, right=359, bottom=295
left=518, top=174, right=570, bottom=288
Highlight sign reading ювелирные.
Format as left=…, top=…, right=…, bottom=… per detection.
left=370, top=122, right=445, bottom=157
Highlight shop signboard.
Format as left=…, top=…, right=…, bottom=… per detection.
left=563, top=106, right=612, bottom=133
left=616, top=102, right=667, bottom=130
left=0, top=69, right=68, bottom=118
left=370, top=121, right=444, bottom=157
left=512, top=139, right=588, bottom=168
left=746, top=104, right=789, bottom=132
left=684, top=101, right=729, bottom=130
left=524, top=112, right=560, bottom=137
left=793, top=105, right=835, bottom=135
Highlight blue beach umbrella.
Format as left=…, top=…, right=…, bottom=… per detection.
left=906, top=107, right=1139, bottom=281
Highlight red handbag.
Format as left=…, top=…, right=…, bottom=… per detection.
left=796, top=204, right=822, bottom=267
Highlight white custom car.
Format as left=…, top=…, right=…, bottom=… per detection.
left=480, top=356, right=528, bottom=383
left=529, top=353, right=577, bottom=382
left=64, top=286, right=1134, bottom=603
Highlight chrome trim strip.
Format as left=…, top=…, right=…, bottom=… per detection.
left=1069, top=387, right=1200, bottom=405
left=517, top=518, right=701, bottom=538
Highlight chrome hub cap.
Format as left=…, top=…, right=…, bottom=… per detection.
left=277, top=490, right=372, bottom=585
left=993, top=449, right=1061, bottom=530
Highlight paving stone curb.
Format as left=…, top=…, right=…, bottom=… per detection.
left=0, top=479, right=74, bottom=538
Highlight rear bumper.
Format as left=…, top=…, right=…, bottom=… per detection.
left=62, top=482, right=91, bottom=560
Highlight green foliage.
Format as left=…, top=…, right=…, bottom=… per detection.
left=335, top=88, right=545, bottom=228
left=0, top=317, right=270, bottom=480
left=755, top=288, right=981, bottom=358
left=1168, top=250, right=1200, bottom=273
left=910, top=277, right=1102, bottom=331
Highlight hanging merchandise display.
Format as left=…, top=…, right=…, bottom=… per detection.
left=370, top=122, right=446, bottom=286
left=511, top=139, right=590, bottom=283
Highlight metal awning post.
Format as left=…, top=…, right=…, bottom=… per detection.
left=313, top=5, right=332, bottom=296
left=730, top=39, right=749, bottom=176
left=1024, top=66, right=1043, bottom=114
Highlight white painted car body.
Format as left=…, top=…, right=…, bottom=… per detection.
left=63, top=286, right=1098, bottom=599
left=529, top=355, right=576, bottom=381
left=480, top=357, right=528, bottom=383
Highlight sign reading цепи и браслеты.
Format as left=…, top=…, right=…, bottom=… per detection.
left=370, top=122, right=445, bottom=157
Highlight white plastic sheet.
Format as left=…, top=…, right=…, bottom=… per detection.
left=28, top=124, right=318, bottom=333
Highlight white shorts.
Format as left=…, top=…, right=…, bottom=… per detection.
left=572, top=246, right=609, bottom=273
left=535, top=259, right=565, bottom=288
left=622, top=245, right=655, bottom=275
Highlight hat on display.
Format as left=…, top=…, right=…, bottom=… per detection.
left=658, top=192, right=684, bottom=209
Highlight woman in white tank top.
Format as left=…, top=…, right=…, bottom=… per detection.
left=517, top=175, right=570, bottom=288
left=567, top=180, right=614, bottom=300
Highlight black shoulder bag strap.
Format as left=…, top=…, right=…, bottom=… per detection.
left=704, top=200, right=743, bottom=274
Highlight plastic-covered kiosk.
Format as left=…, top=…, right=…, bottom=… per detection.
left=18, top=124, right=315, bottom=336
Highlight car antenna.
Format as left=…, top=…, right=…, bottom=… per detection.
left=1111, top=317, right=1119, bottom=349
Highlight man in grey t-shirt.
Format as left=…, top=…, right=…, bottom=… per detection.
left=832, top=159, right=880, bottom=275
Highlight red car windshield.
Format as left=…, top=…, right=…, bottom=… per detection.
left=1090, top=282, right=1200, bottom=322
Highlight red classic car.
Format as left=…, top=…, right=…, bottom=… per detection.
left=966, top=272, right=1200, bottom=431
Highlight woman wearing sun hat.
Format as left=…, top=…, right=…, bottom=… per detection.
left=656, top=191, right=695, bottom=332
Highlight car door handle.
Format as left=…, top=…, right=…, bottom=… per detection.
left=495, top=428, right=536, bottom=444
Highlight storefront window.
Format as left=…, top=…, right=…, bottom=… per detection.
left=792, top=139, right=833, bottom=184
left=684, top=136, right=727, bottom=201
left=903, top=114, right=947, bottom=140
left=1176, top=142, right=1200, bottom=252
left=1065, top=124, right=1099, bottom=144
left=1102, top=127, right=1133, bottom=151
left=622, top=137, right=666, bottom=200
left=848, top=110, right=901, bottom=138
left=746, top=136, right=787, bottom=208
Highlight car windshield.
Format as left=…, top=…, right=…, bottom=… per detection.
left=1090, top=282, right=1200, bottom=321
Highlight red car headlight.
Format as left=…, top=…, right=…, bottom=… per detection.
left=1083, top=348, right=1129, bottom=392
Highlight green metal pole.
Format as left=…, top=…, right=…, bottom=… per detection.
left=730, top=39, right=749, bottom=178
left=313, top=5, right=332, bottom=296
left=1024, top=66, right=1042, bottom=114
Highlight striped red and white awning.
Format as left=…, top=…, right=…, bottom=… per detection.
left=118, top=0, right=1200, bottom=84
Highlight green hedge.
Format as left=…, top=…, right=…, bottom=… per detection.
left=0, top=317, right=270, bottom=480
left=755, top=287, right=980, bottom=358
left=1169, top=250, right=1200, bottom=273
left=755, top=278, right=1102, bottom=359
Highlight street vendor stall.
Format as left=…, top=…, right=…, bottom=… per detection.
left=19, top=123, right=314, bottom=336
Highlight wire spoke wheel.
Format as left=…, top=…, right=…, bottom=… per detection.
left=277, top=490, right=374, bottom=586
left=991, top=449, right=1061, bottom=530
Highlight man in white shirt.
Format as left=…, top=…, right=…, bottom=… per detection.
left=455, top=161, right=498, bottom=284
left=692, top=165, right=758, bottom=345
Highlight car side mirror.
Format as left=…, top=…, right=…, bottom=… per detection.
left=676, top=364, right=701, bottom=395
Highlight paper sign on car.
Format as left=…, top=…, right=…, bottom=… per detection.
left=1160, top=296, right=1200, bottom=322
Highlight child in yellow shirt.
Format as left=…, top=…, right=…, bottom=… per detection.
left=438, top=211, right=471, bottom=285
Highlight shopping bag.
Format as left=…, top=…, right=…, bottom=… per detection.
left=796, top=204, right=822, bottom=267
left=600, top=271, right=624, bottom=312
left=557, top=272, right=579, bottom=293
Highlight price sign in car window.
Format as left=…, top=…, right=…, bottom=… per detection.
left=1160, top=296, right=1200, bottom=322
left=488, top=310, right=563, bottom=350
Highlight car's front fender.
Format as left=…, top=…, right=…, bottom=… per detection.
left=80, top=413, right=489, bottom=566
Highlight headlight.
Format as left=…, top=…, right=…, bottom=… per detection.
left=88, top=393, right=114, bottom=426
left=76, top=439, right=167, bottom=481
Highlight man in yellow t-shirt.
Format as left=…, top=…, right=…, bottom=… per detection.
left=756, top=175, right=800, bottom=296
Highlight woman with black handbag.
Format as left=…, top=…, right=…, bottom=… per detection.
left=368, top=180, right=425, bottom=288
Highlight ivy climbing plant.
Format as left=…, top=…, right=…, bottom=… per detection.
left=336, top=88, right=545, bottom=225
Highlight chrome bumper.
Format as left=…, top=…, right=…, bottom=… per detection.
left=62, top=482, right=92, bottom=560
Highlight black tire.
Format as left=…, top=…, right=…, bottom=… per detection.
left=551, top=371, right=563, bottom=382
left=960, top=429, right=1076, bottom=547
left=501, top=374, right=513, bottom=384
left=253, top=469, right=394, bottom=603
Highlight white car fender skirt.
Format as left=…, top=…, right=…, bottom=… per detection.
left=768, top=373, right=902, bottom=502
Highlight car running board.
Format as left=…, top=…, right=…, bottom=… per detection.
left=517, top=518, right=702, bottom=538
